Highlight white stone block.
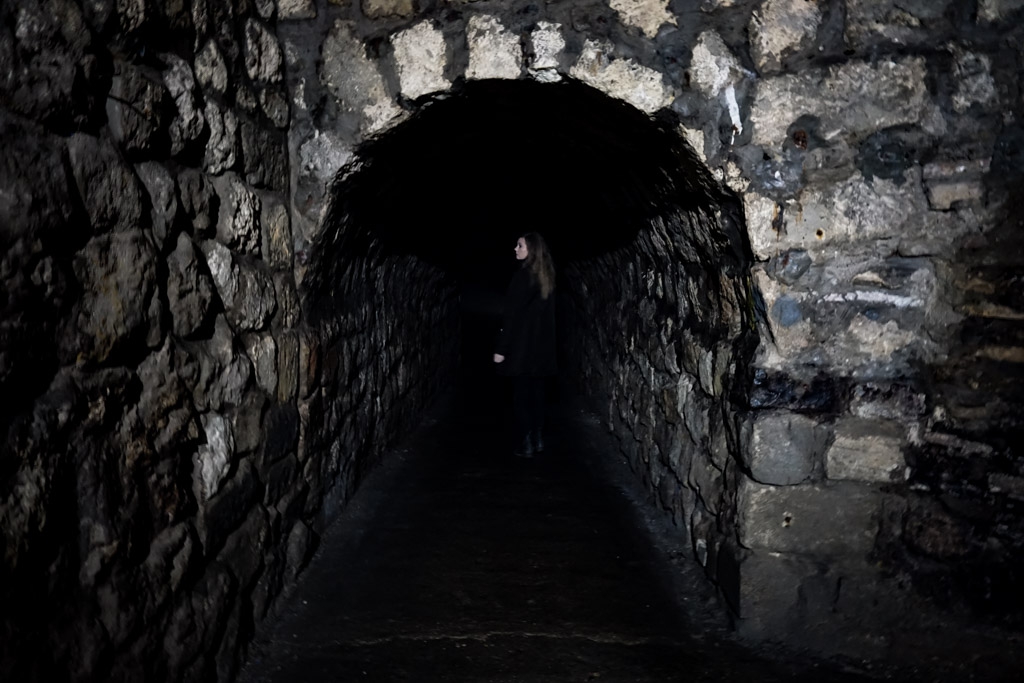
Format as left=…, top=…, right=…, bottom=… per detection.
left=570, top=39, right=672, bottom=114
left=321, top=20, right=402, bottom=133
left=392, top=21, right=450, bottom=99
left=610, top=0, right=677, bottom=38
left=743, top=191, right=779, bottom=260
left=528, top=21, right=564, bottom=81
left=750, top=57, right=930, bottom=149
left=466, top=15, right=522, bottom=81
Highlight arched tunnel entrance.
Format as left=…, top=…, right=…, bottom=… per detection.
left=242, top=77, right=778, bottom=679
left=299, top=76, right=758, bottom=575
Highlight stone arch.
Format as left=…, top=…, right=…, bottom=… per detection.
left=297, top=73, right=762, bottom=608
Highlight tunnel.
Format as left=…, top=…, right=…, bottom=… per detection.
left=3, top=0, right=1024, bottom=681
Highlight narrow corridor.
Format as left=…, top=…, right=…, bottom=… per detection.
left=236, top=318, right=882, bottom=683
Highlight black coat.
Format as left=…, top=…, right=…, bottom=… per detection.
left=495, top=267, right=557, bottom=377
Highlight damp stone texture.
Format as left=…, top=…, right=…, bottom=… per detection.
left=0, top=1, right=451, bottom=681
left=2, top=0, right=1024, bottom=680
left=279, top=0, right=1024, bottom=658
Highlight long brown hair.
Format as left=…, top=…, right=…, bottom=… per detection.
left=522, top=232, right=555, bottom=300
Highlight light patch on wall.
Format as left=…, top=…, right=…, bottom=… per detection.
left=528, top=21, right=565, bottom=82
left=392, top=21, right=451, bottom=99
left=609, top=0, right=677, bottom=38
left=570, top=39, right=673, bottom=113
left=466, top=15, right=522, bottom=80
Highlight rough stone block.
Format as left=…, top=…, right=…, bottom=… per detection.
left=743, top=191, right=779, bottom=260
left=392, top=21, right=450, bottom=100
left=609, top=0, right=676, bottom=39
left=528, top=21, right=565, bottom=82
left=162, top=54, right=206, bottom=157
left=213, top=173, right=261, bottom=255
left=749, top=0, right=822, bottom=74
left=243, top=18, right=283, bottom=85
left=67, top=133, right=145, bottom=234
left=782, top=169, right=930, bottom=248
left=195, top=412, right=235, bottom=500
left=203, top=100, right=239, bottom=174
left=741, top=410, right=825, bottom=485
left=244, top=332, right=278, bottom=395
left=467, top=15, right=522, bottom=81
left=321, top=21, right=401, bottom=133
left=570, top=39, right=672, bottom=114
left=750, top=57, right=931, bottom=149
left=202, top=241, right=277, bottom=331
left=827, top=418, right=905, bottom=483
left=922, top=159, right=990, bottom=210
left=738, top=478, right=881, bottom=556
left=70, top=231, right=158, bottom=363
left=167, top=234, right=214, bottom=338
left=107, top=63, right=168, bottom=156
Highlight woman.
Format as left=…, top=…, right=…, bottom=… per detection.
left=493, top=232, right=557, bottom=457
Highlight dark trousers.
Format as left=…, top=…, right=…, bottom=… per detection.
left=512, top=376, right=545, bottom=444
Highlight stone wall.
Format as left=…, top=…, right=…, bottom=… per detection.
left=0, top=1, right=455, bottom=681
left=3, top=0, right=1023, bottom=679
left=271, top=0, right=1024, bottom=658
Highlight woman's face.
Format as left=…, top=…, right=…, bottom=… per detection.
left=514, top=237, right=529, bottom=261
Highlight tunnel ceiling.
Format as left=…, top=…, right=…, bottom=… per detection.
left=314, top=78, right=725, bottom=287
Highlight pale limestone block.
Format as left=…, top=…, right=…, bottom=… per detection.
left=610, top=0, right=677, bottom=38
left=392, top=21, right=450, bottom=99
left=783, top=169, right=929, bottom=248
left=750, top=57, right=930, bottom=149
left=570, top=39, right=672, bottom=114
left=925, top=180, right=985, bottom=210
left=689, top=31, right=741, bottom=97
left=321, top=20, right=402, bottom=133
left=749, top=0, right=823, bottom=73
left=298, top=129, right=352, bottom=183
left=827, top=419, right=905, bottom=483
left=529, top=21, right=564, bottom=82
left=743, top=191, right=779, bottom=260
left=679, top=125, right=706, bottom=162
left=466, top=15, right=522, bottom=80
left=737, top=478, right=881, bottom=556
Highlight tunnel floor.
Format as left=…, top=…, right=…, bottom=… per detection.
left=235, top=359, right=912, bottom=683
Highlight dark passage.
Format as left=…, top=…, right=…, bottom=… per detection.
left=237, top=321, right=877, bottom=683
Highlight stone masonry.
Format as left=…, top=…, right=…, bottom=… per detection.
left=2, top=0, right=1024, bottom=681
